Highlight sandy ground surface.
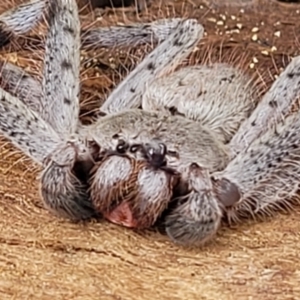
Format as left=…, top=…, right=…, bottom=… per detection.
left=0, top=0, right=300, bottom=299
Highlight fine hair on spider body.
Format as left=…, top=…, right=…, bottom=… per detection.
left=90, top=139, right=180, bottom=228
left=2, top=0, right=300, bottom=247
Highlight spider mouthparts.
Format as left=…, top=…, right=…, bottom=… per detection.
left=103, top=202, right=139, bottom=228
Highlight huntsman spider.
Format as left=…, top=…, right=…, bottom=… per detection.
left=1, top=0, right=300, bottom=246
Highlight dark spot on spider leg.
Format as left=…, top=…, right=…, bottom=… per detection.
left=61, top=59, right=72, bottom=69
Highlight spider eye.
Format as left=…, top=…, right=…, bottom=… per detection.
left=167, top=150, right=179, bottom=157
left=190, top=162, right=200, bottom=169
left=112, top=133, right=119, bottom=139
left=148, top=147, right=154, bottom=156
left=159, top=143, right=167, bottom=155
left=130, top=144, right=140, bottom=153
left=116, top=139, right=128, bottom=153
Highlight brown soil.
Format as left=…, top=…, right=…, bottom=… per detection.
left=1, top=0, right=300, bottom=299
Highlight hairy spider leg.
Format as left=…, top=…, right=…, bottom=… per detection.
left=230, top=56, right=300, bottom=158
left=165, top=56, right=300, bottom=246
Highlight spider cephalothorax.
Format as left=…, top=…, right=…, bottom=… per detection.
left=1, top=0, right=300, bottom=247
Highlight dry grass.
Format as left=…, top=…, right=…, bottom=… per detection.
left=0, top=0, right=300, bottom=299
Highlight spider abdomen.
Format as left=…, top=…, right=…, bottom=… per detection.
left=142, top=63, right=258, bottom=144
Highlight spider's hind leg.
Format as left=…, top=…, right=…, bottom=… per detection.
left=0, top=61, right=42, bottom=113
left=230, top=56, right=300, bottom=157
left=99, top=19, right=205, bottom=114
left=0, top=0, right=48, bottom=48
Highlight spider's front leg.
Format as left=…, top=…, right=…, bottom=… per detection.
left=0, top=86, right=96, bottom=221
left=40, top=138, right=98, bottom=220
left=38, top=0, right=98, bottom=220
left=214, top=109, right=300, bottom=224
left=0, top=0, right=98, bottom=220
left=164, top=163, right=225, bottom=246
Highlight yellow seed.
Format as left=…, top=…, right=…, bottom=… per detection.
left=216, top=20, right=224, bottom=26
left=207, top=18, right=217, bottom=23
left=252, top=34, right=258, bottom=41
left=253, top=57, right=258, bottom=64
left=226, top=29, right=240, bottom=34
left=271, top=46, right=277, bottom=52
left=274, top=31, right=281, bottom=37
left=251, top=27, right=259, bottom=33
left=249, top=63, right=255, bottom=69
left=236, top=23, right=243, bottom=29
left=261, top=50, right=269, bottom=56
